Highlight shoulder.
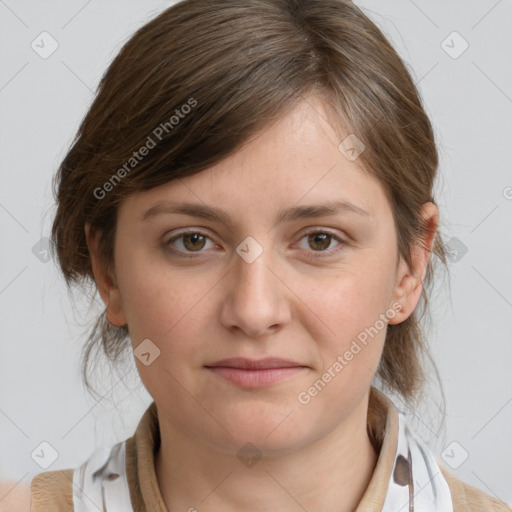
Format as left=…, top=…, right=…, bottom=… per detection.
left=0, top=481, right=31, bottom=512
left=440, top=465, right=512, bottom=512
left=30, top=469, right=74, bottom=511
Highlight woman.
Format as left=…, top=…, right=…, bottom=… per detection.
left=25, top=0, right=511, bottom=510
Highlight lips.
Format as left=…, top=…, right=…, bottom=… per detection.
left=205, top=357, right=308, bottom=388
left=205, top=357, right=305, bottom=370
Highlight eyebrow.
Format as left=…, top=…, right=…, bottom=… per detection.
left=140, top=199, right=371, bottom=225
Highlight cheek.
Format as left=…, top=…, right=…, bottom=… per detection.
left=118, top=263, right=213, bottom=396
left=115, top=247, right=211, bottom=353
left=296, top=253, right=395, bottom=369
left=304, top=254, right=395, bottom=330
left=293, top=273, right=391, bottom=417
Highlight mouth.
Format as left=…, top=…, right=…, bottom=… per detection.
left=204, top=357, right=308, bottom=388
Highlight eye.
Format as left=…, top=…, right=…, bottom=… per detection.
left=296, top=229, right=345, bottom=256
left=165, top=230, right=217, bottom=256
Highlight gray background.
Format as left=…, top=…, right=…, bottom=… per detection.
left=0, top=0, right=511, bottom=505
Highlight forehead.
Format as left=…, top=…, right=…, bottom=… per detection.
left=118, top=95, right=389, bottom=227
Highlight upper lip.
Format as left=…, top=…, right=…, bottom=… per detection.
left=205, top=357, right=306, bottom=370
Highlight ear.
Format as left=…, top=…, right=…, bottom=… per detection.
left=85, top=221, right=127, bottom=327
left=388, top=202, right=438, bottom=325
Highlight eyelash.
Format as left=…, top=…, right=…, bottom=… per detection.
left=164, top=228, right=347, bottom=259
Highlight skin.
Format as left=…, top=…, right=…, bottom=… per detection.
left=0, top=482, right=31, bottom=512
left=86, top=93, right=438, bottom=512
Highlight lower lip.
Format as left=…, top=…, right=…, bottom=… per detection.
left=206, top=366, right=306, bottom=388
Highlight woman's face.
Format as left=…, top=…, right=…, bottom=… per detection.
left=89, top=95, right=434, bottom=455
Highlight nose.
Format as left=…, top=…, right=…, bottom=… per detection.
left=219, top=244, right=291, bottom=338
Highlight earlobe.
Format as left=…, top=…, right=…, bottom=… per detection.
left=84, top=222, right=127, bottom=327
left=388, top=202, right=439, bottom=325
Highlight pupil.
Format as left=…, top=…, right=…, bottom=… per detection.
left=185, top=233, right=205, bottom=251
left=309, top=233, right=330, bottom=251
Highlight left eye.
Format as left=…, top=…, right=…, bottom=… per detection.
left=166, top=231, right=215, bottom=253
left=297, top=231, right=344, bottom=253
left=165, top=230, right=344, bottom=256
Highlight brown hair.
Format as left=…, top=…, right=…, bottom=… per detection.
left=49, top=0, right=448, bottom=410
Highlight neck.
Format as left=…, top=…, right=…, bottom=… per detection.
left=155, top=392, right=379, bottom=512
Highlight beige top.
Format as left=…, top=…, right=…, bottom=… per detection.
left=30, top=387, right=511, bottom=511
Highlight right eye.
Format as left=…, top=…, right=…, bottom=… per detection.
left=165, top=230, right=218, bottom=257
